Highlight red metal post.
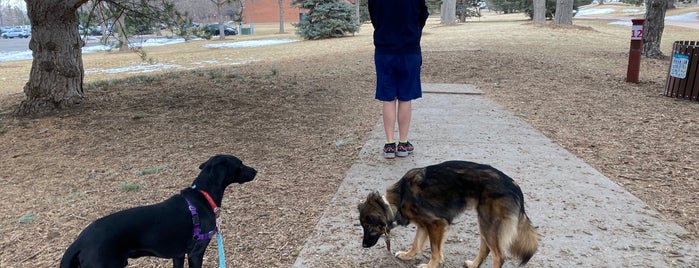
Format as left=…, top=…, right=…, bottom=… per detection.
left=626, top=19, right=645, bottom=83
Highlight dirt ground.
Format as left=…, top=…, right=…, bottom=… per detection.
left=0, top=13, right=697, bottom=268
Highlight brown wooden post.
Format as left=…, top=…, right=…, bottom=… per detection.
left=626, top=19, right=645, bottom=83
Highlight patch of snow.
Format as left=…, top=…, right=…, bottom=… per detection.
left=609, top=21, right=632, bottom=26
left=609, top=11, right=699, bottom=26
left=621, top=9, right=643, bottom=13
left=129, top=37, right=188, bottom=47
left=85, top=63, right=185, bottom=74
left=576, top=7, right=615, bottom=17
left=0, top=39, right=187, bottom=63
left=0, top=38, right=295, bottom=75
left=666, top=12, right=698, bottom=22
left=202, top=39, right=298, bottom=49
left=0, top=50, right=32, bottom=62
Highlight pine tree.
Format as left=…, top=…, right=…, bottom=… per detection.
left=292, top=0, right=359, bottom=40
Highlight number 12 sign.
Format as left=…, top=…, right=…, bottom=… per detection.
left=631, top=25, right=643, bottom=40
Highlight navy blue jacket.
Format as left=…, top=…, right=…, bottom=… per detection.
left=368, top=0, right=429, bottom=55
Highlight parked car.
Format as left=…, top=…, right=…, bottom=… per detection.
left=202, top=24, right=237, bottom=36
left=2, top=29, right=30, bottom=39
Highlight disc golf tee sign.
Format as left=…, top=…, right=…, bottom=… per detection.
left=630, top=24, right=643, bottom=41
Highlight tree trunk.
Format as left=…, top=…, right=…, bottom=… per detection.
left=17, top=0, right=86, bottom=116
left=355, top=0, right=360, bottom=25
left=533, top=0, right=546, bottom=23
left=441, top=0, right=456, bottom=25
left=115, top=12, right=129, bottom=52
left=278, top=0, right=285, bottom=33
left=553, top=0, right=574, bottom=25
left=642, top=0, right=667, bottom=59
left=215, top=1, right=226, bottom=40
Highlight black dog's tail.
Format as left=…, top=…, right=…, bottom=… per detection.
left=59, top=243, right=80, bottom=268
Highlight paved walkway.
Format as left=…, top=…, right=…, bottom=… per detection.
left=293, top=84, right=698, bottom=267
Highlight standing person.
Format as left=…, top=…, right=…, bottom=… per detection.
left=368, top=0, right=429, bottom=159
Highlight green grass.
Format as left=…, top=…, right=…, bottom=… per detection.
left=335, top=134, right=356, bottom=147
left=131, top=112, right=149, bottom=120
left=85, top=73, right=168, bottom=90
left=18, top=212, right=36, bottom=224
left=120, top=182, right=143, bottom=192
left=64, top=192, right=84, bottom=201
left=136, top=166, right=164, bottom=176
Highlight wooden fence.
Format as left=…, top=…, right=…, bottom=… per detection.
left=665, top=41, right=699, bottom=102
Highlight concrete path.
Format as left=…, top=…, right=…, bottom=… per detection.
left=293, top=83, right=698, bottom=268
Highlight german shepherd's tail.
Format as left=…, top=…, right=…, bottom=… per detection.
left=508, top=212, right=538, bottom=266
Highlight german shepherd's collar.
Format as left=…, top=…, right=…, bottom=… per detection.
left=379, top=195, right=395, bottom=252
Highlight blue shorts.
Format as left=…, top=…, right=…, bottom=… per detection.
left=374, top=53, right=422, bottom=102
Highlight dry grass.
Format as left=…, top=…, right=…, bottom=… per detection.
left=0, top=5, right=698, bottom=268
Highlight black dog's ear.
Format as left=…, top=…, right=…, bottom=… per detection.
left=200, top=154, right=220, bottom=170
left=200, top=155, right=228, bottom=171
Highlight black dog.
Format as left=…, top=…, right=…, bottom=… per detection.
left=60, top=154, right=256, bottom=268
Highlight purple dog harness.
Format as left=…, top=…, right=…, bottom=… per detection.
left=184, top=195, right=219, bottom=240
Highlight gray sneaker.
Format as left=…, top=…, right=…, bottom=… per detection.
left=383, top=143, right=396, bottom=159
left=397, top=141, right=414, bottom=157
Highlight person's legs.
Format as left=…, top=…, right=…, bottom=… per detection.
left=383, top=100, right=397, bottom=143
left=397, top=100, right=411, bottom=142
left=382, top=100, right=398, bottom=159
left=394, top=53, right=421, bottom=157
left=375, top=54, right=400, bottom=159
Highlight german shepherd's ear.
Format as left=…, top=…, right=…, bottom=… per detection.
left=394, top=210, right=409, bottom=226
left=368, top=191, right=382, bottom=201
left=358, top=193, right=366, bottom=210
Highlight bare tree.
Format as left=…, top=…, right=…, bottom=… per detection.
left=210, top=0, right=232, bottom=40
left=441, top=0, right=456, bottom=25
left=0, top=2, right=29, bottom=26
left=642, top=0, right=667, bottom=59
left=354, top=0, right=360, bottom=26
left=114, top=8, right=129, bottom=51
left=278, top=0, right=285, bottom=33
left=553, top=0, right=573, bottom=25
left=533, top=0, right=546, bottom=23
left=18, top=0, right=88, bottom=116
left=173, top=0, right=212, bottom=20
left=18, top=0, right=178, bottom=116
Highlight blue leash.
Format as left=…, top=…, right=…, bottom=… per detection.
left=192, top=185, right=228, bottom=268
left=217, top=232, right=226, bottom=268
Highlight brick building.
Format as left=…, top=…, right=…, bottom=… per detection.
left=243, top=0, right=303, bottom=23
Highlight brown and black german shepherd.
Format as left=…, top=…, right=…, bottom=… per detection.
left=358, top=161, right=538, bottom=268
